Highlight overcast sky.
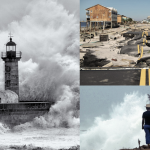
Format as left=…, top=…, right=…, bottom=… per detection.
left=0, top=0, right=79, bottom=29
left=0, top=0, right=31, bottom=29
left=0, top=0, right=79, bottom=89
left=80, top=0, right=150, bottom=21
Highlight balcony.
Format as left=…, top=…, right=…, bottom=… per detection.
left=1, top=51, right=22, bottom=59
left=86, top=12, right=90, bottom=16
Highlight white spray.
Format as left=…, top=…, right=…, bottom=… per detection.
left=0, top=0, right=79, bottom=130
left=81, top=92, right=148, bottom=150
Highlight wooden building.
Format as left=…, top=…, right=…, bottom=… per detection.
left=117, top=15, right=129, bottom=24
left=117, top=15, right=122, bottom=24
left=86, top=4, right=118, bottom=29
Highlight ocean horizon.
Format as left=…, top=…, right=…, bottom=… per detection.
left=80, top=22, right=104, bottom=28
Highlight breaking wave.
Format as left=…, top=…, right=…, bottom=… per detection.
left=81, top=92, right=147, bottom=150
left=0, top=0, right=79, bottom=131
left=0, top=90, right=18, bottom=103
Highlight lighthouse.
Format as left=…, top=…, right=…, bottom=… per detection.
left=1, top=35, right=21, bottom=96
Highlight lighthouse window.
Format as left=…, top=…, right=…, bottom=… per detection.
left=9, top=46, right=15, bottom=51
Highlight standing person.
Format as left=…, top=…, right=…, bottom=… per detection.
left=142, top=104, right=150, bottom=148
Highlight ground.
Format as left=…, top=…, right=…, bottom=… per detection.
left=80, top=24, right=150, bottom=68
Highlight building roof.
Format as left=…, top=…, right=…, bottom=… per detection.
left=6, top=38, right=16, bottom=46
left=86, top=4, right=118, bottom=12
left=107, top=7, right=117, bottom=11
left=86, top=4, right=110, bottom=10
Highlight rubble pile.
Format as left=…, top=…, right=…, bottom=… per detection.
left=80, top=24, right=150, bottom=68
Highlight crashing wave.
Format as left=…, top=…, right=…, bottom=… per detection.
left=0, top=90, right=18, bottom=103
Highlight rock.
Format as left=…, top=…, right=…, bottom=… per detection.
left=141, top=145, right=148, bottom=148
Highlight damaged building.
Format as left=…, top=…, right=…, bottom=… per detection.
left=86, top=4, right=118, bottom=29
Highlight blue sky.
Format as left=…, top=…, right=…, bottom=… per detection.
left=80, top=0, right=150, bottom=21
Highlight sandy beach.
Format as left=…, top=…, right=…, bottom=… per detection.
left=80, top=24, right=150, bottom=68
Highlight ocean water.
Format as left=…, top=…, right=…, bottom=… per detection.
left=81, top=22, right=87, bottom=27
left=0, top=126, right=79, bottom=150
left=80, top=22, right=104, bottom=28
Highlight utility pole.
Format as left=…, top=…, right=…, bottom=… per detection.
left=103, top=14, right=105, bottom=32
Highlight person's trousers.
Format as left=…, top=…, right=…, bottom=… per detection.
left=144, top=125, right=150, bottom=144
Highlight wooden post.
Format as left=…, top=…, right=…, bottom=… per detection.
left=90, top=21, right=91, bottom=41
left=103, top=21, right=105, bottom=31
left=86, top=21, right=88, bottom=32
left=90, top=21, right=91, bottom=32
left=80, top=22, right=81, bottom=32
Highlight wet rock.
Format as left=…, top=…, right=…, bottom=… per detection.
left=141, top=145, right=148, bottom=149
left=59, top=145, right=80, bottom=150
